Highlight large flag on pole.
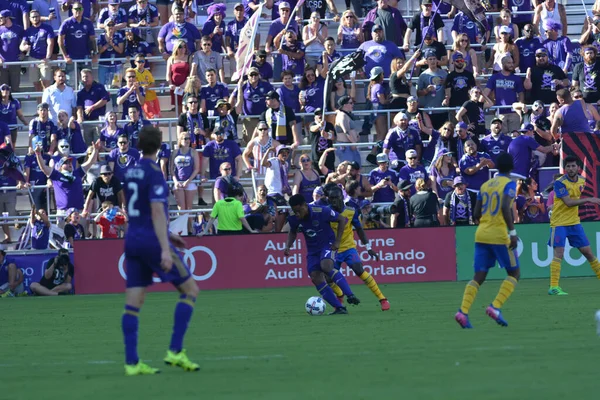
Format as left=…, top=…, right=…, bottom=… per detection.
left=231, top=4, right=264, bottom=82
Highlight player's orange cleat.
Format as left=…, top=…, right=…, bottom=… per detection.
left=379, top=299, right=390, bottom=311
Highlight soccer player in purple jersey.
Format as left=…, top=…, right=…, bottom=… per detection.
left=121, top=126, right=200, bottom=376
left=284, top=194, right=360, bottom=315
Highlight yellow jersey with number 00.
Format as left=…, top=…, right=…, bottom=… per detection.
left=474, top=175, right=516, bottom=245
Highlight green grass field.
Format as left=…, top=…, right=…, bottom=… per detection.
left=2, top=277, right=599, bottom=400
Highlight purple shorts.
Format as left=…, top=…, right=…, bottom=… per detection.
left=125, top=243, right=191, bottom=288
left=307, top=247, right=336, bottom=274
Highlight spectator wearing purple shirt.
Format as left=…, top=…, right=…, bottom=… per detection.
left=398, top=149, right=429, bottom=195
left=127, top=0, right=159, bottom=48
left=99, top=110, right=124, bottom=150
left=479, top=117, right=512, bottom=164
left=459, top=139, right=494, bottom=192
left=280, top=30, right=306, bottom=77
left=225, top=4, right=247, bottom=77
left=98, top=1, right=128, bottom=30
left=515, top=177, right=547, bottom=223
left=202, top=4, right=226, bottom=53
left=514, top=24, right=543, bottom=73
left=230, top=67, right=274, bottom=139
left=541, top=19, right=572, bottom=73
left=276, top=70, right=301, bottom=116
left=117, top=68, right=146, bottom=120
left=451, top=11, right=490, bottom=45
left=508, top=123, right=556, bottom=179
left=35, top=140, right=99, bottom=215
left=58, top=2, right=97, bottom=81
left=242, top=0, right=259, bottom=19
left=299, top=66, right=326, bottom=114
left=0, top=10, right=24, bottom=92
left=24, top=148, right=51, bottom=209
left=383, top=112, right=423, bottom=163
left=76, top=68, right=110, bottom=145
left=200, top=69, right=229, bottom=114
left=61, top=0, right=97, bottom=22
left=483, top=56, right=524, bottom=134
left=4, top=0, right=29, bottom=28
left=123, top=106, right=150, bottom=149
left=20, top=10, right=54, bottom=91
left=201, top=130, right=243, bottom=180
left=368, top=153, right=399, bottom=203
left=29, top=103, right=57, bottom=154
left=97, top=21, right=125, bottom=94
left=107, top=135, right=140, bottom=184
left=250, top=50, right=274, bottom=81
left=157, top=6, right=201, bottom=54
left=266, top=2, right=299, bottom=79
left=358, top=25, right=404, bottom=77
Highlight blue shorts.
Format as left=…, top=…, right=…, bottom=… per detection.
left=473, top=243, right=519, bottom=272
left=335, top=248, right=361, bottom=269
left=307, top=247, right=336, bottom=274
left=125, top=243, right=191, bottom=288
left=549, top=224, right=590, bottom=248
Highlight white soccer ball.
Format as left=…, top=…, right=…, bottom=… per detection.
left=305, top=296, right=326, bottom=316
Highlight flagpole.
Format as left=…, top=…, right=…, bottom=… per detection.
left=407, top=7, right=441, bottom=81
left=581, top=0, right=590, bottom=17
left=233, top=2, right=264, bottom=82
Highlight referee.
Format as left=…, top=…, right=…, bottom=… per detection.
left=199, top=187, right=259, bottom=235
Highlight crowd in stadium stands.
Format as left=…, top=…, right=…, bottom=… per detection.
left=0, top=0, right=597, bottom=248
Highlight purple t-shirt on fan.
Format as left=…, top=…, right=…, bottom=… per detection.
left=459, top=152, right=491, bottom=191
left=202, top=140, right=242, bottom=179
left=431, top=167, right=456, bottom=199
left=31, top=220, right=49, bottom=250
left=479, top=133, right=512, bottom=164
left=225, top=18, right=247, bottom=52
left=234, top=80, right=274, bottom=116
left=303, top=76, right=325, bottom=113
left=200, top=83, right=229, bottom=112
left=49, top=167, right=85, bottom=210
left=77, top=82, right=110, bottom=121
left=67, top=0, right=96, bottom=19
left=250, top=60, right=273, bottom=81
left=277, top=85, right=301, bottom=113
left=0, top=99, right=20, bottom=125
left=108, top=147, right=141, bottom=183
left=267, top=18, right=298, bottom=40
left=383, top=127, right=422, bottom=162
left=368, top=168, right=399, bottom=203
left=158, top=22, right=201, bottom=53
left=29, top=119, right=57, bottom=152
left=515, top=37, right=543, bottom=72
left=398, top=165, right=429, bottom=195
left=117, top=86, right=145, bottom=119
left=100, top=127, right=126, bottom=150
left=124, top=119, right=151, bottom=149
left=485, top=73, right=524, bottom=114
left=24, top=153, right=51, bottom=185
left=515, top=194, right=548, bottom=223
left=507, top=135, right=540, bottom=178
left=58, top=17, right=96, bottom=59
left=281, top=41, right=305, bottom=76
left=202, top=20, right=226, bottom=53
left=56, top=121, right=87, bottom=154
left=358, top=40, right=404, bottom=77
left=0, top=24, right=24, bottom=61
left=23, top=24, right=55, bottom=60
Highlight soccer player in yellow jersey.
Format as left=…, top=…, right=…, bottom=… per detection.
left=548, top=156, right=600, bottom=295
left=455, top=153, right=520, bottom=328
left=323, top=184, right=391, bottom=311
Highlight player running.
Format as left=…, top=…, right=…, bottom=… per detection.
left=455, top=153, right=520, bottom=328
left=548, top=156, right=600, bottom=295
left=322, top=183, right=391, bottom=311
left=121, top=126, right=200, bottom=376
left=285, top=194, right=360, bottom=315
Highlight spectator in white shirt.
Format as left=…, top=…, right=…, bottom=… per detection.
left=261, top=144, right=291, bottom=232
left=42, top=69, right=77, bottom=122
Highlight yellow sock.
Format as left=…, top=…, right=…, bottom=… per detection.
left=492, top=276, right=518, bottom=309
left=359, top=271, right=385, bottom=301
left=590, top=258, right=600, bottom=279
left=460, top=280, right=479, bottom=314
left=329, top=282, right=343, bottom=297
left=550, top=257, right=562, bottom=287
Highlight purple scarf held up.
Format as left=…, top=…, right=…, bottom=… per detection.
left=278, top=160, right=291, bottom=195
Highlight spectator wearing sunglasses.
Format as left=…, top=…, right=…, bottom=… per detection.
left=127, top=0, right=159, bottom=48
left=191, top=35, right=225, bottom=85
left=337, top=10, right=363, bottom=55
left=21, top=10, right=55, bottom=92
left=514, top=23, right=543, bottom=73
left=398, top=149, right=429, bottom=196
left=107, top=134, right=140, bottom=185
left=98, top=0, right=128, bottom=30
left=250, top=49, right=273, bottom=81
left=97, top=18, right=125, bottom=96
left=58, top=2, right=97, bottom=80
left=524, top=47, right=569, bottom=104
left=82, top=164, right=126, bottom=220
left=61, top=0, right=98, bottom=22
left=541, top=19, right=572, bottom=74
left=117, top=68, right=146, bottom=120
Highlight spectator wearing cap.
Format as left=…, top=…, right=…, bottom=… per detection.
left=20, top=10, right=55, bottom=92
left=459, top=139, right=493, bottom=192
left=398, top=149, right=429, bottom=195
left=36, top=139, right=100, bottom=219
left=230, top=66, right=274, bottom=142
left=209, top=99, right=239, bottom=142
left=358, top=24, right=404, bottom=78
left=334, top=95, right=362, bottom=165
left=479, top=117, right=512, bottom=164
left=97, top=18, right=125, bottom=97
left=416, top=48, right=448, bottom=129
left=107, top=134, right=140, bottom=184
left=191, top=35, right=225, bottom=85
left=82, top=164, right=126, bottom=220
left=0, top=10, right=24, bottom=92
left=409, top=178, right=439, bottom=227
left=200, top=68, right=230, bottom=115
left=508, top=123, right=557, bottom=179
left=201, top=3, right=226, bottom=54
left=443, top=176, right=477, bottom=226
left=281, top=29, right=306, bottom=76
left=201, top=127, right=243, bottom=181
left=533, top=0, right=567, bottom=41
left=29, top=103, right=57, bottom=154
left=64, top=207, right=86, bottom=245
left=262, top=144, right=292, bottom=232
left=251, top=49, right=274, bottom=81
left=452, top=120, right=479, bottom=160
left=403, top=0, right=444, bottom=52
left=225, top=3, right=247, bottom=77
left=456, top=87, right=493, bottom=138
left=524, top=47, right=568, bottom=104
left=32, top=0, right=62, bottom=31
left=363, top=0, right=407, bottom=46
left=444, top=52, right=476, bottom=117
left=369, top=153, right=399, bottom=204
left=24, top=137, right=52, bottom=209
left=541, top=19, right=572, bottom=74
left=242, top=120, right=281, bottom=179
left=428, top=147, right=456, bottom=200
left=514, top=23, right=543, bottom=73
left=391, top=179, right=413, bottom=228
left=572, top=46, right=600, bottom=106
left=58, top=2, right=97, bottom=80
left=415, top=27, right=448, bottom=72
left=42, top=69, right=77, bottom=124
left=383, top=112, right=423, bottom=163
left=490, top=26, right=520, bottom=74
left=266, top=2, right=299, bottom=79
left=127, top=0, right=159, bottom=47
left=259, top=89, right=300, bottom=149
left=483, top=56, right=524, bottom=134
left=98, top=0, right=128, bottom=30
left=157, top=7, right=201, bottom=55
left=308, top=109, right=336, bottom=175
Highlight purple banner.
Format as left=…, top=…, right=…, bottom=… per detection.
left=9, top=251, right=75, bottom=294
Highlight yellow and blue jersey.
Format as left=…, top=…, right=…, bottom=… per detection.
left=330, top=207, right=362, bottom=253
left=550, top=175, right=585, bottom=228
left=474, top=174, right=516, bottom=245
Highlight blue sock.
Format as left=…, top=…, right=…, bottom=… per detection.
left=122, top=305, right=140, bottom=365
left=316, top=282, right=343, bottom=308
left=169, top=294, right=196, bottom=353
left=327, top=270, right=354, bottom=296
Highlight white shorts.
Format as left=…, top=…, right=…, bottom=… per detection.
left=175, top=182, right=198, bottom=191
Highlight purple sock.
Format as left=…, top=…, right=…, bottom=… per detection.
left=122, top=305, right=140, bottom=365
left=316, top=282, right=343, bottom=308
left=169, top=294, right=196, bottom=353
left=327, top=270, right=354, bottom=296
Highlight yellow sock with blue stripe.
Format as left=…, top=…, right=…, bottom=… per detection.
left=589, top=258, right=600, bottom=279
left=492, top=276, right=518, bottom=309
left=359, top=271, right=385, bottom=300
left=329, top=282, right=343, bottom=297
left=550, top=257, right=562, bottom=287
left=460, top=280, right=479, bottom=314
